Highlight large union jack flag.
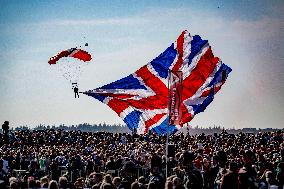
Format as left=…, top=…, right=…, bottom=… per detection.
left=83, top=30, right=232, bottom=135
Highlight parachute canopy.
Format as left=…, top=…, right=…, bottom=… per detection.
left=48, top=48, right=92, bottom=65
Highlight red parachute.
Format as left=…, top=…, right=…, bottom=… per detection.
left=48, top=48, right=92, bottom=65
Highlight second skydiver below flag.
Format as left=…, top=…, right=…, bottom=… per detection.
left=83, top=30, right=232, bottom=135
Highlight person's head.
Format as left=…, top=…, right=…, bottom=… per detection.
left=216, top=150, right=227, bottom=166
left=9, top=181, right=18, bottom=189
left=36, top=180, right=41, bottom=188
left=182, top=151, right=195, bottom=166
left=165, top=180, right=173, bottom=189
left=9, top=177, right=17, bottom=184
left=40, top=176, right=49, bottom=187
left=101, top=183, right=112, bottom=189
left=2, top=121, right=9, bottom=128
left=212, top=155, right=218, bottom=166
left=48, top=180, right=59, bottom=189
left=202, top=157, right=211, bottom=171
left=131, top=181, right=140, bottom=189
left=138, top=176, right=145, bottom=184
left=28, top=177, right=37, bottom=189
left=112, top=177, right=121, bottom=187
left=151, top=155, right=162, bottom=173
left=93, top=173, right=103, bottom=184
left=151, top=166, right=160, bottom=174
left=173, top=177, right=181, bottom=187
left=147, top=182, right=156, bottom=189
left=74, top=181, right=80, bottom=188
left=229, top=162, right=238, bottom=173
left=264, top=170, right=276, bottom=184
left=103, top=174, right=112, bottom=184
left=58, top=176, right=68, bottom=188
left=242, top=150, right=255, bottom=165
left=30, top=161, right=37, bottom=170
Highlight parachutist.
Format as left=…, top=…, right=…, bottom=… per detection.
left=74, top=86, right=79, bottom=98
left=72, top=83, right=79, bottom=98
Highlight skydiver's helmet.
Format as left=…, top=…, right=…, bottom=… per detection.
left=72, top=83, right=78, bottom=89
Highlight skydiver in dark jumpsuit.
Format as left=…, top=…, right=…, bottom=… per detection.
left=74, top=86, right=79, bottom=98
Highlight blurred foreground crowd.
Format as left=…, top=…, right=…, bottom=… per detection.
left=0, top=127, right=283, bottom=189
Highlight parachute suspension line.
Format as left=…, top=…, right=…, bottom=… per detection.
left=48, top=47, right=92, bottom=85
left=55, top=58, right=85, bottom=84
left=58, top=61, right=72, bottom=83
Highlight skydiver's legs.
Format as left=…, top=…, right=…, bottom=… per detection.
left=75, top=92, right=79, bottom=98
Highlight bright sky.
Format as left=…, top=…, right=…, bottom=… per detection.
left=0, top=0, right=283, bottom=129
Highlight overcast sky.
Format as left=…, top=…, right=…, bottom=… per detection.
left=0, top=0, right=283, bottom=129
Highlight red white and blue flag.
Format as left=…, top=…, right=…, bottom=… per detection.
left=83, top=30, right=232, bottom=135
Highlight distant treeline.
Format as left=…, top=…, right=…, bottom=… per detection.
left=21, top=123, right=131, bottom=133
left=5, top=123, right=282, bottom=135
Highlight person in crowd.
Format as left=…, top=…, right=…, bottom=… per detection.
left=182, top=151, right=203, bottom=189
left=148, top=155, right=165, bottom=189
left=131, top=181, right=140, bottom=189
left=214, top=150, right=229, bottom=187
left=172, top=176, right=185, bottom=189
left=9, top=181, right=18, bottom=189
left=165, top=180, right=173, bottom=189
left=106, top=156, right=116, bottom=171
left=40, top=176, right=49, bottom=188
left=238, top=150, right=258, bottom=189
left=147, top=182, right=156, bottom=189
left=49, top=180, right=59, bottom=189
left=0, top=159, right=8, bottom=188
left=101, top=174, right=114, bottom=188
left=100, top=183, right=113, bottom=189
left=2, top=121, right=9, bottom=144
left=220, top=162, right=239, bottom=189
left=91, top=173, right=103, bottom=189
left=137, top=176, right=146, bottom=189
left=58, top=176, right=68, bottom=189
left=113, top=177, right=124, bottom=189
left=202, top=157, right=215, bottom=189
left=276, top=161, right=284, bottom=188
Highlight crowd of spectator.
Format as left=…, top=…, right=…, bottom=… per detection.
left=0, top=127, right=283, bottom=189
